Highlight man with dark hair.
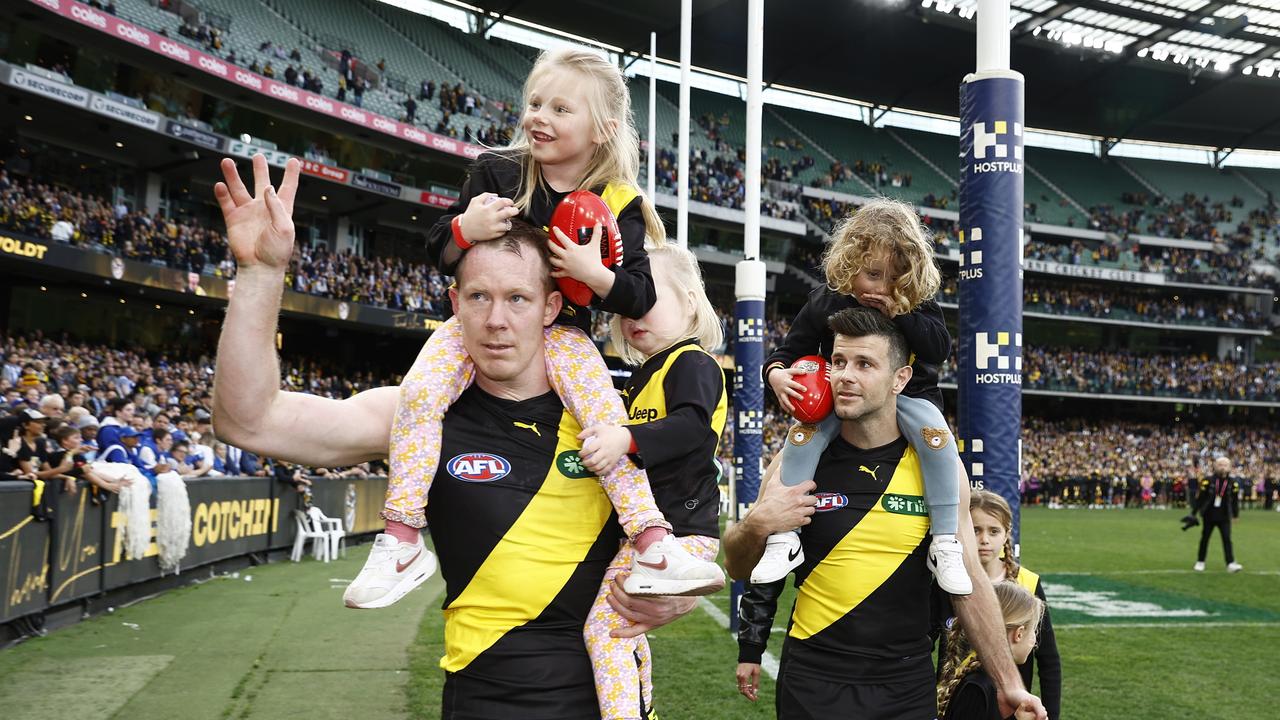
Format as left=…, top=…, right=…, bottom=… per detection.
left=210, top=156, right=692, bottom=719
left=97, top=398, right=134, bottom=450
left=724, top=308, right=1045, bottom=720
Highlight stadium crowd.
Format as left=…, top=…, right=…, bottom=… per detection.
left=1014, top=348, right=1280, bottom=402
left=1021, top=417, right=1279, bottom=510
left=0, top=332, right=387, bottom=496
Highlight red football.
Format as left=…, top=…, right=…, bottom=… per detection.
left=790, top=355, right=833, bottom=424
left=549, top=190, right=625, bottom=306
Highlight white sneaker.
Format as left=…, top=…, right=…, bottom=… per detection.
left=929, top=537, right=973, bottom=595
left=1193, top=561, right=1205, bottom=572
left=622, top=536, right=725, bottom=597
left=343, top=533, right=437, bottom=609
left=1227, top=562, right=1243, bottom=573
left=750, top=531, right=804, bottom=585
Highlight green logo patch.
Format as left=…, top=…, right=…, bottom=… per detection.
left=881, top=494, right=927, bottom=516
left=1042, top=574, right=1280, bottom=625
left=556, top=449, right=595, bottom=479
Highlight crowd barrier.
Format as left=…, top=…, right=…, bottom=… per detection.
left=0, top=475, right=388, bottom=626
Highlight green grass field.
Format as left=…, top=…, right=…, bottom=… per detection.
left=1, top=506, right=1276, bottom=719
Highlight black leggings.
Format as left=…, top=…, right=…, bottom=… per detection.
left=1197, top=517, right=1234, bottom=564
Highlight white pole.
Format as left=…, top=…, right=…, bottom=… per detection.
left=677, top=0, right=691, bottom=247
left=743, top=0, right=763, bottom=260
left=976, top=0, right=1011, bottom=72
left=648, top=32, right=657, bottom=204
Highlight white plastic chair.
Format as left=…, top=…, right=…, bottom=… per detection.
left=308, top=506, right=347, bottom=560
left=291, top=509, right=330, bottom=562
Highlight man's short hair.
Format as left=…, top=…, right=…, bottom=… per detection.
left=454, top=219, right=556, bottom=295
left=153, top=428, right=171, bottom=443
left=107, top=397, right=130, bottom=415
left=827, top=307, right=910, bottom=369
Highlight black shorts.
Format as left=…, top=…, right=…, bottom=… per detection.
left=776, top=668, right=936, bottom=720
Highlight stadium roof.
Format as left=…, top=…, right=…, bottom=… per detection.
left=475, top=0, right=1280, bottom=150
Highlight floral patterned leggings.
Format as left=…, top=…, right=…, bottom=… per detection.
left=585, top=535, right=720, bottom=720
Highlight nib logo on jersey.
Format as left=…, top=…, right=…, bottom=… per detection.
left=974, top=331, right=1022, bottom=385
left=447, top=453, right=512, bottom=483
left=958, top=227, right=984, bottom=281
left=971, top=120, right=1023, bottom=174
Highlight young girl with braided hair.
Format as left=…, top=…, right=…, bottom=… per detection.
left=937, top=581, right=1044, bottom=720
left=343, top=47, right=721, bottom=609
left=959, top=489, right=1062, bottom=719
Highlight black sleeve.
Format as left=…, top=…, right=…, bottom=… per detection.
left=893, top=299, right=950, bottom=364
left=426, top=153, right=518, bottom=274
left=945, top=678, right=1001, bottom=720
left=736, top=578, right=785, bottom=664
left=628, top=351, right=721, bottom=469
left=1192, top=478, right=1211, bottom=516
left=1033, top=580, right=1062, bottom=720
left=595, top=196, right=656, bottom=319
left=763, top=293, right=829, bottom=387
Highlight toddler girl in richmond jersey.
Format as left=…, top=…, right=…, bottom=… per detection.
left=343, top=48, right=722, bottom=609
left=936, top=581, right=1044, bottom=720
left=571, top=243, right=728, bottom=719
left=751, top=198, right=972, bottom=596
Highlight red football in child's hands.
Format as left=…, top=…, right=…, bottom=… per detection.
left=790, top=355, right=833, bottom=424
left=549, top=190, right=624, bottom=306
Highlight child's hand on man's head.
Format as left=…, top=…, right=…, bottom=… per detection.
left=857, top=292, right=897, bottom=318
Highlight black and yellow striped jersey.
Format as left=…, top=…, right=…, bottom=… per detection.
left=783, top=435, right=935, bottom=685
left=427, top=385, right=622, bottom=719
left=622, top=338, right=727, bottom=538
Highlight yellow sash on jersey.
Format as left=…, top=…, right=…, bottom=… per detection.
left=440, top=410, right=613, bottom=672
left=1014, top=566, right=1039, bottom=595
left=625, top=343, right=727, bottom=436
left=790, top=447, right=931, bottom=640
left=600, top=182, right=639, bottom=220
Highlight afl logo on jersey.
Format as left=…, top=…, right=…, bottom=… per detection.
left=813, top=493, right=848, bottom=512
left=447, top=453, right=512, bottom=483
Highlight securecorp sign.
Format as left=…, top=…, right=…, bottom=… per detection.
left=0, top=235, right=49, bottom=260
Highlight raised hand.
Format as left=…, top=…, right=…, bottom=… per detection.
left=213, top=154, right=301, bottom=271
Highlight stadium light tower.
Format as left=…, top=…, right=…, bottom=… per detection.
left=729, top=0, right=768, bottom=633
left=959, top=0, right=1025, bottom=547
left=677, top=0, right=692, bottom=247
left=648, top=32, right=657, bottom=204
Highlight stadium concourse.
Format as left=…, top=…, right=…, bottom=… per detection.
left=1, top=0, right=1279, bottom=719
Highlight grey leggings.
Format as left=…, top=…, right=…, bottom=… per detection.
left=778, top=395, right=959, bottom=535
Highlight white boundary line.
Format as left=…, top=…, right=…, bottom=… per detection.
left=1048, top=570, right=1280, bottom=575
left=699, top=597, right=779, bottom=679
left=1057, top=621, right=1280, bottom=630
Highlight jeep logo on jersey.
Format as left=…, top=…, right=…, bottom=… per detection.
left=555, top=449, right=596, bottom=479
left=813, top=493, right=848, bottom=512
left=447, top=453, right=512, bottom=482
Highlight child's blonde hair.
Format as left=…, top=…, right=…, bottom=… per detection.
left=971, top=488, right=1020, bottom=582
left=936, top=581, right=1045, bottom=717
left=822, top=197, right=941, bottom=316
left=609, top=243, right=722, bottom=366
left=503, top=47, right=666, bottom=245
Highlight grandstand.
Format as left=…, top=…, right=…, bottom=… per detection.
left=0, top=1, right=1278, bottom=719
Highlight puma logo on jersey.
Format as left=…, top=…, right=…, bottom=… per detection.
left=859, top=465, right=880, bottom=482
left=513, top=421, right=541, bottom=437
